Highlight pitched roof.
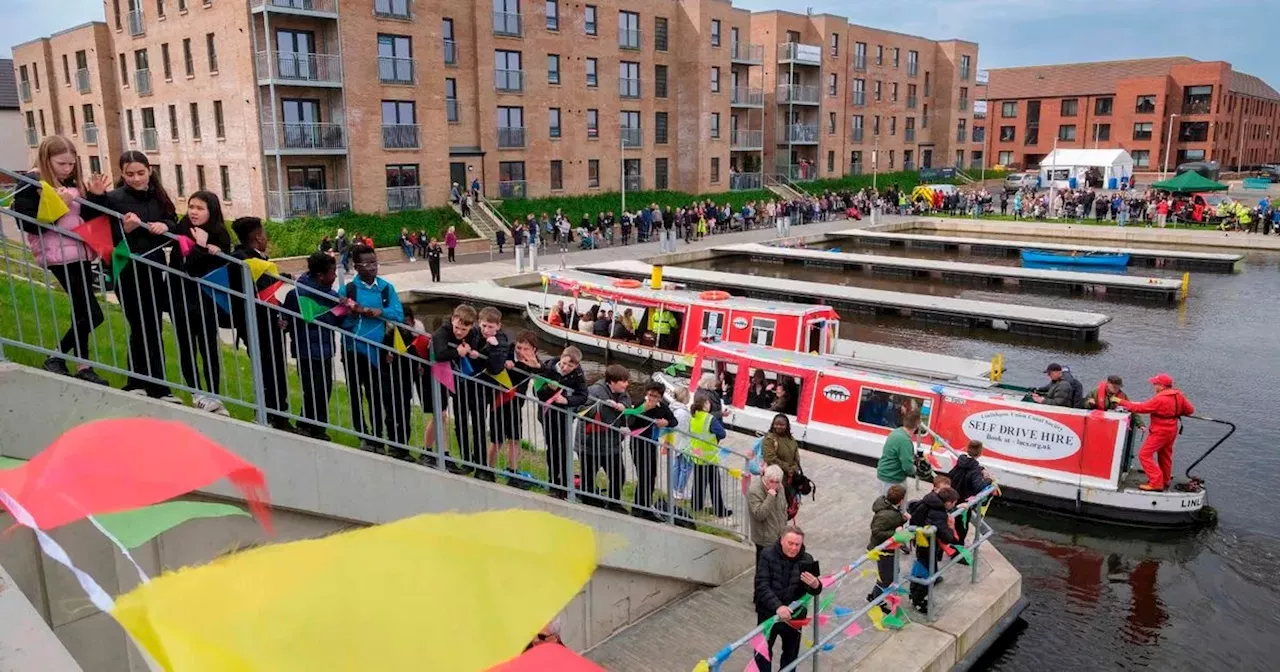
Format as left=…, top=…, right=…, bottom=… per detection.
left=0, top=59, right=17, bottom=110
left=1229, top=71, right=1280, bottom=101
left=984, top=57, right=1198, bottom=100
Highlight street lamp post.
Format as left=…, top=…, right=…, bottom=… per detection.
left=1161, top=112, right=1179, bottom=179
left=1236, top=117, right=1248, bottom=173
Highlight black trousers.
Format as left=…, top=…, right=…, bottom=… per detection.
left=452, top=378, right=491, bottom=468
left=249, top=314, right=289, bottom=419
left=580, top=447, right=624, bottom=504
left=344, top=350, right=386, bottom=442
left=447, top=247, right=456, bottom=262
left=692, top=463, right=726, bottom=514
left=428, top=258, right=441, bottom=281
left=542, top=412, right=571, bottom=494
left=114, top=260, right=170, bottom=397
left=383, top=365, right=413, bottom=448
left=871, top=552, right=897, bottom=599
left=169, top=281, right=221, bottom=394
left=296, top=356, right=333, bottom=433
left=754, top=609, right=801, bottom=671
left=48, top=260, right=104, bottom=362
left=631, top=441, right=658, bottom=511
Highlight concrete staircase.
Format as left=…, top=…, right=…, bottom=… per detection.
left=764, top=173, right=810, bottom=201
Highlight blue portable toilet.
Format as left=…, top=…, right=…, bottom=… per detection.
left=1068, top=176, right=1078, bottom=189
left=1108, top=177, right=1117, bottom=190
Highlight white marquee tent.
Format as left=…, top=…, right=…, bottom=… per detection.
left=1038, top=149, right=1135, bottom=189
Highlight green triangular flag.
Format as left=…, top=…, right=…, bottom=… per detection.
left=531, top=377, right=548, bottom=392
left=297, top=294, right=328, bottom=322
left=110, top=239, right=132, bottom=282
left=621, top=406, right=647, bottom=417
left=882, top=613, right=908, bottom=630
left=954, top=545, right=973, bottom=565
left=819, top=592, right=836, bottom=613
left=662, top=364, right=679, bottom=375
left=961, top=507, right=970, bottom=527
left=95, top=501, right=249, bottom=549
left=761, top=615, right=777, bottom=639
left=892, top=529, right=912, bottom=544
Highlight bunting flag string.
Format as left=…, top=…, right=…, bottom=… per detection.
left=243, top=257, right=279, bottom=282
left=391, top=328, right=408, bottom=354
left=750, top=634, right=770, bottom=662
left=0, top=488, right=116, bottom=614
left=35, top=180, right=70, bottom=222
left=199, top=266, right=233, bottom=314
left=73, top=215, right=115, bottom=260
left=867, top=605, right=886, bottom=631
left=296, top=294, right=332, bottom=322
left=257, top=279, right=286, bottom=305
left=459, top=356, right=475, bottom=376
left=175, top=234, right=196, bottom=258
left=915, top=529, right=930, bottom=547
left=110, top=239, right=132, bottom=282
left=489, top=369, right=514, bottom=389
left=430, top=361, right=456, bottom=393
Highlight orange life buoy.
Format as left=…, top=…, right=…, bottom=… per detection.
left=612, top=278, right=643, bottom=288
left=699, top=290, right=731, bottom=301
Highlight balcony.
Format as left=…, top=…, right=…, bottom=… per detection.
left=730, top=129, right=763, bottom=150
left=75, top=68, right=92, bottom=93
left=25, top=128, right=38, bottom=147
left=1182, top=100, right=1212, bottom=115
left=382, top=124, right=419, bottom=149
left=624, top=174, right=642, bottom=192
left=497, top=126, right=526, bottom=148
left=619, top=29, right=640, bottom=50
left=851, top=127, right=864, bottom=143
left=777, top=84, right=820, bottom=105
left=849, top=161, right=863, bottom=175
left=960, top=67, right=970, bottom=81
left=251, top=0, right=340, bottom=16
left=378, top=57, right=414, bottom=84
left=851, top=91, right=866, bottom=107
left=906, top=96, right=917, bottom=109
left=621, top=127, right=641, bottom=148
left=386, top=185, right=422, bottom=212
left=730, top=172, right=762, bottom=190
left=957, top=128, right=967, bottom=143
left=853, top=55, right=867, bottom=71
left=777, top=123, right=819, bottom=144
left=776, top=163, right=817, bottom=181
left=446, top=99, right=459, bottom=123
left=905, top=128, right=915, bottom=142
left=134, top=68, right=152, bottom=96
left=443, top=40, right=457, bottom=65
left=83, top=124, right=99, bottom=145
left=141, top=128, right=158, bottom=152
left=777, top=42, right=821, bottom=66
left=498, top=180, right=527, bottom=199
left=267, top=188, right=351, bottom=220
left=492, top=11, right=522, bottom=37
left=908, top=64, right=918, bottom=77
left=495, top=68, right=523, bottom=92
left=18, top=81, right=31, bottom=103
left=373, top=0, right=410, bottom=19
left=257, top=51, right=343, bottom=86
left=261, top=121, right=347, bottom=154
left=618, top=77, right=640, bottom=99
left=731, top=86, right=763, bottom=107
left=958, top=98, right=969, bottom=111
left=127, top=9, right=144, bottom=36
left=730, top=42, right=763, bottom=64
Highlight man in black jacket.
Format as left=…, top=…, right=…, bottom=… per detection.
left=753, top=528, right=822, bottom=670
left=230, top=217, right=292, bottom=432
left=907, top=487, right=959, bottom=614
left=630, top=381, right=678, bottom=522
left=535, top=346, right=588, bottom=498
left=430, top=304, right=483, bottom=475
left=946, top=441, right=992, bottom=546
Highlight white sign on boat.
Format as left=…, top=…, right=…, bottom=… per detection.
left=962, top=410, right=1081, bottom=461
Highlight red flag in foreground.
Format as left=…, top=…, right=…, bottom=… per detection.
left=0, top=418, right=271, bottom=531
left=489, top=644, right=604, bottom=672
left=73, top=215, right=115, bottom=260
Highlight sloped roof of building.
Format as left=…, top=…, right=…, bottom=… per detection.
left=1230, top=71, right=1280, bottom=101
left=985, top=57, right=1197, bottom=99
left=0, top=59, right=18, bottom=110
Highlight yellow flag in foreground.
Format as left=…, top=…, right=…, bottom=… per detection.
left=244, top=257, right=280, bottom=282
left=112, top=510, right=598, bottom=672
left=391, top=327, right=408, bottom=354
left=36, top=181, right=70, bottom=223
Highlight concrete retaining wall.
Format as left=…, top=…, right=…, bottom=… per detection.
left=0, top=363, right=754, bottom=671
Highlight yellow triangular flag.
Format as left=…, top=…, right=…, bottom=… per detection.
left=692, top=661, right=711, bottom=672
left=866, top=549, right=884, bottom=561
left=244, top=257, right=279, bottom=282
left=915, top=529, right=930, bottom=547
left=868, top=605, right=886, bottom=631
left=392, top=328, right=408, bottom=354
left=36, top=181, right=70, bottom=223
left=489, top=369, right=513, bottom=389
left=727, top=467, right=742, bottom=480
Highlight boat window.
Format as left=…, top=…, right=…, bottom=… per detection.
left=856, top=386, right=931, bottom=429
left=641, top=306, right=683, bottom=350
left=701, top=310, right=725, bottom=342
left=750, top=318, right=777, bottom=347
left=746, top=367, right=802, bottom=416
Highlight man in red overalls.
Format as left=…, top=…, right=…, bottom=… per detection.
left=1116, top=374, right=1195, bottom=491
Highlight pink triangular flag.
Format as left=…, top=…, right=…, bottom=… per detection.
left=818, top=614, right=831, bottom=626
left=176, top=235, right=195, bottom=257
left=843, top=621, right=863, bottom=638
left=329, top=303, right=350, bottom=318
left=820, top=574, right=837, bottom=588
left=750, top=633, right=770, bottom=662
left=431, top=361, right=456, bottom=394
left=884, top=594, right=902, bottom=614
left=744, top=660, right=760, bottom=672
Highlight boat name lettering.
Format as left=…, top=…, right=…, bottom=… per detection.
left=1180, top=497, right=1203, bottom=509
left=962, top=410, right=1081, bottom=461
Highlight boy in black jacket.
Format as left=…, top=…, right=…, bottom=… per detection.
left=430, top=304, right=482, bottom=475
left=630, top=381, right=678, bottom=521
left=230, top=217, right=292, bottom=432
left=907, top=487, right=959, bottom=614
left=468, top=306, right=510, bottom=481
left=946, top=441, right=992, bottom=545
left=492, top=330, right=541, bottom=488
left=535, top=346, right=588, bottom=498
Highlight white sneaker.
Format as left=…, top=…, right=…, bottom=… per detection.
left=194, top=395, right=230, bottom=416
left=127, top=388, right=148, bottom=397
left=159, top=394, right=184, bottom=405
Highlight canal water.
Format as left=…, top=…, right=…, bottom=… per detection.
left=407, top=234, right=1280, bottom=669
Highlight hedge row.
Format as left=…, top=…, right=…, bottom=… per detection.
left=264, top=207, right=473, bottom=258
left=497, top=189, right=777, bottom=223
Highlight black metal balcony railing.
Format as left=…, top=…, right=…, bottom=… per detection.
left=624, top=174, right=642, bottom=192
left=261, top=51, right=343, bottom=84
left=83, top=124, right=99, bottom=145
left=730, top=129, right=763, bottom=149
left=904, top=160, right=916, bottom=171
left=19, top=81, right=32, bottom=103
left=492, top=11, right=522, bottom=37
left=778, top=123, right=819, bottom=144
left=141, top=128, right=159, bottom=152
left=267, top=189, right=351, bottom=220
left=619, top=77, right=640, bottom=98
left=854, top=55, right=866, bottom=71
left=619, top=28, right=640, bottom=50
left=851, top=127, right=864, bottom=142
left=495, top=69, right=523, bottom=92
left=959, top=98, right=969, bottom=111
left=730, top=172, right=762, bottom=190
left=378, top=57, right=414, bottom=84
left=127, top=9, right=145, bottom=36
left=386, top=185, right=422, bottom=211
left=849, top=161, right=863, bottom=175
left=498, top=180, right=527, bottom=199
left=960, top=67, right=970, bottom=81
left=852, top=91, right=866, bottom=106
left=621, top=127, right=641, bottom=147
left=443, top=40, right=457, bottom=66
left=905, top=128, right=915, bottom=142
left=25, top=128, right=38, bottom=147
left=382, top=124, right=419, bottom=149
left=134, top=69, right=152, bottom=96
left=777, top=84, right=820, bottom=104
left=731, top=86, right=763, bottom=107
left=262, top=122, right=347, bottom=151
left=497, top=126, right=526, bottom=148
left=446, top=99, right=459, bottom=123
left=908, top=64, right=918, bottom=77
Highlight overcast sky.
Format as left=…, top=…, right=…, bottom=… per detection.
left=4, top=0, right=1275, bottom=85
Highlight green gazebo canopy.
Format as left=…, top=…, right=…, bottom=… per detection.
left=1150, top=171, right=1229, bottom=193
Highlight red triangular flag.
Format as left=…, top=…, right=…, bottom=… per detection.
left=494, top=386, right=519, bottom=408
left=176, top=234, right=196, bottom=257
left=257, top=280, right=286, bottom=305
left=72, top=215, right=115, bottom=261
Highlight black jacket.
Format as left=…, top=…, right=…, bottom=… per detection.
left=535, top=359, right=588, bottom=410
left=631, top=400, right=678, bottom=443
left=86, top=185, right=175, bottom=255
left=908, top=492, right=958, bottom=562
left=169, top=217, right=232, bottom=279
left=946, top=455, right=991, bottom=503
left=430, top=323, right=483, bottom=374
left=11, top=173, right=74, bottom=236
left=753, top=540, right=822, bottom=615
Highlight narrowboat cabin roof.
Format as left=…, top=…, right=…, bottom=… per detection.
left=542, top=270, right=832, bottom=317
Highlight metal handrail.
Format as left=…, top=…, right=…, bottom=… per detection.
left=1181, top=415, right=1236, bottom=482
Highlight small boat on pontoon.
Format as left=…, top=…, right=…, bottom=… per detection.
left=655, top=341, right=1233, bottom=528
left=1021, top=249, right=1130, bottom=268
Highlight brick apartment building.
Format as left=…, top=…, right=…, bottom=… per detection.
left=979, top=57, right=1280, bottom=175
left=12, top=0, right=978, bottom=220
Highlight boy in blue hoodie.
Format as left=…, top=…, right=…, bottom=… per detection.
left=340, top=244, right=404, bottom=451
left=281, top=252, right=345, bottom=441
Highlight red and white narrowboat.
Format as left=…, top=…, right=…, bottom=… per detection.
left=658, top=341, right=1224, bottom=527
left=527, top=270, right=842, bottom=365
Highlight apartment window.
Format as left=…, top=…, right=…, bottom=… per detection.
left=620, top=110, right=640, bottom=146
left=922, top=104, right=928, bottom=127
left=998, top=151, right=1013, bottom=166
left=382, top=100, right=417, bottom=148
left=1183, top=85, right=1213, bottom=114
left=655, top=65, right=668, bottom=98
left=1178, top=121, right=1209, bottom=142
left=550, top=160, right=563, bottom=190
left=547, top=54, right=560, bottom=84
left=495, top=50, right=523, bottom=92
left=175, top=164, right=184, bottom=196
left=32, top=63, right=40, bottom=90
left=158, top=43, right=172, bottom=80
left=182, top=38, right=193, bottom=76
left=890, top=116, right=896, bottom=136
left=891, top=82, right=898, bottom=102
left=851, top=114, right=863, bottom=140
left=196, top=165, right=206, bottom=190
left=1093, top=123, right=1110, bottom=141
left=892, top=47, right=899, bottom=67
left=1001, top=101, right=1017, bottom=118
left=959, top=54, right=971, bottom=80
left=178, top=0, right=187, bottom=9
left=1133, top=122, right=1153, bottom=140
left=126, top=110, right=135, bottom=141
left=829, top=32, right=838, bottom=57
left=907, top=83, right=917, bottom=107
left=872, top=115, right=880, bottom=135
left=113, top=0, right=122, bottom=29
left=827, top=150, right=834, bottom=173
left=168, top=104, right=178, bottom=139
left=585, top=58, right=597, bottom=87
left=1024, top=100, right=1040, bottom=145
left=68, top=106, right=77, bottom=133
left=1060, top=98, right=1078, bottom=117
left=1095, top=97, right=1113, bottom=116
left=888, top=150, right=894, bottom=169
left=497, top=106, right=524, bottom=147
left=1131, top=150, right=1150, bottom=168
left=1135, top=95, right=1156, bottom=114
left=83, top=104, right=96, bottom=127
left=548, top=107, right=561, bottom=138
left=620, top=61, right=640, bottom=97
left=213, top=100, right=224, bottom=138
left=61, top=55, right=70, bottom=85
left=710, top=19, right=721, bottom=47
left=655, top=111, right=668, bottom=144
left=828, top=111, right=836, bottom=135
left=710, top=67, right=720, bottom=93
left=546, top=0, right=558, bottom=30
left=375, top=0, right=410, bottom=18
left=907, top=50, right=918, bottom=76
left=852, top=78, right=865, bottom=106
left=958, top=86, right=968, bottom=110
left=584, top=5, right=597, bottom=35
left=999, top=125, right=1015, bottom=141
left=190, top=102, right=200, bottom=139
left=119, top=53, right=128, bottom=85
left=619, top=11, right=639, bottom=49
left=442, top=19, right=456, bottom=64
left=854, top=42, right=866, bottom=70
left=219, top=166, right=231, bottom=201
left=710, top=112, right=720, bottom=139
left=206, top=33, right=217, bottom=72
left=654, top=16, right=668, bottom=51
left=378, top=34, right=414, bottom=84
left=710, top=157, right=720, bottom=183
left=1058, top=124, right=1076, bottom=141
left=587, top=108, right=598, bottom=138
left=655, top=157, right=668, bottom=190
left=923, top=71, right=931, bottom=96
left=875, top=44, right=883, bottom=65
left=157, top=0, right=166, bottom=18
left=588, top=159, right=599, bottom=187
left=874, top=80, right=882, bottom=102
left=445, top=78, right=458, bottom=122
left=786, top=30, right=800, bottom=43
left=828, top=73, right=838, bottom=97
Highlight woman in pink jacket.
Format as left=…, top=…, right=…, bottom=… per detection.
left=444, top=225, right=458, bottom=262
left=12, top=136, right=108, bottom=385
